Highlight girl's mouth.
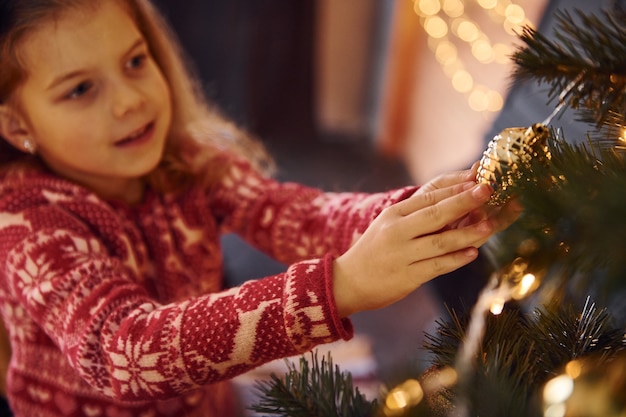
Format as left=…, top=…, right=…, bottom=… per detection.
left=115, top=122, right=155, bottom=147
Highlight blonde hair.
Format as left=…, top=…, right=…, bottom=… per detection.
left=0, top=0, right=274, bottom=191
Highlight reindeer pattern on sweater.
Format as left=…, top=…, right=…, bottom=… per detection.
left=0, top=159, right=416, bottom=417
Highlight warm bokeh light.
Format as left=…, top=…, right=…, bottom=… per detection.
left=513, top=273, right=536, bottom=298
left=416, top=0, right=442, bottom=16
left=435, top=41, right=458, bottom=65
left=384, top=379, right=424, bottom=416
left=443, top=60, right=463, bottom=77
left=424, top=16, right=448, bottom=38
left=442, top=0, right=464, bottom=17
left=456, top=20, right=479, bottom=42
left=472, top=39, right=495, bottom=63
left=489, top=297, right=506, bottom=315
left=486, top=90, right=504, bottom=112
left=452, top=70, right=474, bottom=93
left=543, top=374, right=574, bottom=405
left=422, top=366, right=458, bottom=393
left=505, top=4, right=526, bottom=25
left=565, top=360, right=583, bottom=379
left=544, top=403, right=567, bottom=417
left=468, top=89, right=489, bottom=112
left=503, top=19, right=519, bottom=35
left=413, top=0, right=535, bottom=114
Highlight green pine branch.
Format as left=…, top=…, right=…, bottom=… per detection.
left=485, top=130, right=626, bottom=305
left=421, top=299, right=625, bottom=417
left=248, top=351, right=377, bottom=417
left=512, top=8, right=626, bottom=126
left=250, top=7, right=626, bottom=417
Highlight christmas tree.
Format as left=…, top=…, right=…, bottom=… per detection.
left=250, top=6, right=626, bottom=417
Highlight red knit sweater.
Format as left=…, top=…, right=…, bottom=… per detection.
left=0, top=158, right=416, bottom=416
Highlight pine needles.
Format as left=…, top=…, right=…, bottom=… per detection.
left=248, top=351, right=378, bottom=417
left=512, top=9, right=626, bottom=126
left=492, top=133, right=626, bottom=301
left=422, top=300, right=626, bottom=417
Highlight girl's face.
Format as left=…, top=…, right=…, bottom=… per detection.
left=5, top=1, right=172, bottom=203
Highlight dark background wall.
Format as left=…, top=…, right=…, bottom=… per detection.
left=152, top=0, right=316, bottom=137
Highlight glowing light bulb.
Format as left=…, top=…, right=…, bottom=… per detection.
left=543, top=374, right=574, bottom=405
left=489, top=297, right=506, bottom=315
left=513, top=273, right=536, bottom=298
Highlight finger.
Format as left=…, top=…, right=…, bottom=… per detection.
left=469, top=161, right=480, bottom=176
left=455, top=206, right=489, bottom=229
left=418, top=168, right=475, bottom=194
left=405, top=219, right=493, bottom=260
left=408, top=247, right=479, bottom=285
left=403, top=183, right=493, bottom=238
left=448, top=203, right=489, bottom=230
left=393, top=180, right=475, bottom=217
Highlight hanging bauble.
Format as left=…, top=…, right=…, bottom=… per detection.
left=476, top=123, right=551, bottom=205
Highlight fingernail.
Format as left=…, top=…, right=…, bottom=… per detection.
left=472, top=184, right=491, bottom=199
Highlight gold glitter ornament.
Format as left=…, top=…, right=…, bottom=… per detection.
left=476, top=123, right=551, bottom=205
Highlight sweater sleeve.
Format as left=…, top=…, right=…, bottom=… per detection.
left=211, top=159, right=419, bottom=264
left=1, top=215, right=351, bottom=402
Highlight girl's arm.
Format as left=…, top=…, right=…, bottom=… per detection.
left=211, top=158, right=520, bottom=318
left=210, top=158, right=419, bottom=263
left=0, top=171, right=351, bottom=402
left=1, top=218, right=350, bottom=402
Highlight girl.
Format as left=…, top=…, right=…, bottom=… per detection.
left=0, top=0, right=519, bottom=416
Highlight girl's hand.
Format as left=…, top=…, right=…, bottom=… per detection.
left=332, top=165, right=521, bottom=317
left=417, top=162, right=522, bottom=243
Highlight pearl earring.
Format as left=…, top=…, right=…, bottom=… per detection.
left=23, top=139, right=36, bottom=154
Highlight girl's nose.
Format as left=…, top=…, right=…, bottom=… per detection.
left=112, top=81, right=145, bottom=118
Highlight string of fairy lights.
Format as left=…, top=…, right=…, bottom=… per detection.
left=413, top=0, right=535, bottom=114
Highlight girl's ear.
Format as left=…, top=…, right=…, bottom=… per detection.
left=0, top=106, right=36, bottom=154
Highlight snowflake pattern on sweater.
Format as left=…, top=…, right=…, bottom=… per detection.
left=0, top=159, right=417, bottom=416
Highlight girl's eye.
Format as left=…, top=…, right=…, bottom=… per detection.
left=65, top=81, right=93, bottom=100
left=127, top=53, right=147, bottom=70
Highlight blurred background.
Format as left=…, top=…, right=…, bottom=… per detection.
left=151, top=0, right=547, bottom=397
left=152, top=0, right=545, bottom=182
